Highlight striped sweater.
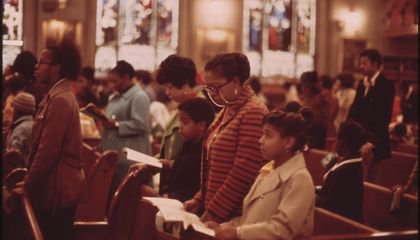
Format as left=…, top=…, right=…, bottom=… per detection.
left=194, top=86, right=268, bottom=222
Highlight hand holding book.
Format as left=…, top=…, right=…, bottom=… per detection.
left=143, top=197, right=215, bottom=237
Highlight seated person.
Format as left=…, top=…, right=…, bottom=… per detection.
left=6, top=92, right=36, bottom=167
left=390, top=122, right=415, bottom=145
left=130, top=97, right=215, bottom=202
left=316, top=120, right=367, bottom=222
left=160, top=97, right=215, bottom=202
left=207, top=102, right=315, bottom=240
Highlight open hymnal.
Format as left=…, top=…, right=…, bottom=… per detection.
left=123, top=147, right=163, bottom=168
left=80, top=103, right=109, bottom=122
left=143, top=197, right=215, bottom=237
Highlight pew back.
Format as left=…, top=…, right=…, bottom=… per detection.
left=74, top=165, right=154, bottom=240
left=81, top=142, right=101, bottom=176
left=303, top=149, right=329, bottom=185
left=3, top=149, right=25, bottom=179
left=363, top=182, right=418, bottom=231
left=392, top=143, right=418, bottom=155
left=372, top=152, right=418, bottom=188
left=314, top=207, right=377, bottom=235
left=75, top=150, right=118, bottom=221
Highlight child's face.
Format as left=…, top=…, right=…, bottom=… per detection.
left=259, top=123, right=290, bottom=160
left=179, top=110, right=203, bottom=141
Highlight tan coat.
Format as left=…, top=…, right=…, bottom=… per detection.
left=25, top=79, right=85, bottom=211
left=229, top=153, right=315, bottom=240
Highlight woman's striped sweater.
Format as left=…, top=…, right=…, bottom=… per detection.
left=194, top=86, right=268, bottom=222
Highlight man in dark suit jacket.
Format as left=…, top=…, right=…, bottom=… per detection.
left=347, top=49, right=395, bottom=180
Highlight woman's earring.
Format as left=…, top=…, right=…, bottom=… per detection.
left=234, top=88, right=238, bottom=96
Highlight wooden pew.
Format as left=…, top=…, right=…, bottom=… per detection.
left=325, top=137, right=336, bottom=152
left=303, top=149, right=329, bottom=186
left=3, top=168, right=44, bottom=240
left=131, top=199, right=211, bottom=240
left=81, top=142, right=101, bottom=177
left=73, top=164, right=154, bottom=240
left=130, top=199, right=159, bottom=240
left=314, top=207, right=377, bottom=236
left=371, top=151, right=418, bottom=188
left=3, top=149, right=25, bottom=180
left=363, top=182, right=418, bottom=231
left=75, top=150, right=119, bottom=221
left=392, top=143, right=418, bottom=155
left=312, top=229, right=418, bottom=239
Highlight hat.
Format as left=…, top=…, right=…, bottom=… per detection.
left=12, top=92, right=36, bottom=114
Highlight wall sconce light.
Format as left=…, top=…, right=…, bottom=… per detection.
left=335, top=9, right=365, bottom=36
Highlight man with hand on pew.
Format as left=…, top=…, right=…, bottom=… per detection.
left=347, top=49, right=395, bottom=181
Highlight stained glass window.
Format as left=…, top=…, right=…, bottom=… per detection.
left=243, top=0, right=315, bottom=79
left=95, top=0, right=178, bottom=73
left=2, top=0, right=23, bottom=70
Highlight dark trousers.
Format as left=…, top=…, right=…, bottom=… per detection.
left=35, top=206, right=76, bottom=240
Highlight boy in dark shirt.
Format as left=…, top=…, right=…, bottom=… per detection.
left=316, top=120, right=367, bottom=222
left=160, top=97, right=215, bottom=202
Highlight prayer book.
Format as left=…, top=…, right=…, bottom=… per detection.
left=143, top=197, right=215, bottom=237
left=123, top=147, right=163, bottom=168
left=80, top=103, right=109, bottom=122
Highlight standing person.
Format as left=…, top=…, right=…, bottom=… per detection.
left=184, top=53, right=268, bottom=223
left=101, top=60, right=151, bottom=202
left=155, top=54, right=204, bottom=195
left=347, top=49, right=395, bottom=180
left=134, top=69, right=156, bottom=102
left=6, top=92, right=36, bottom=166
left=334, top=73, right=356, bottom=132
left=300, top=71, right=329, bottom=149
left=18, top=41, right=85, bottom=240
left=207, top=103, right=315, bottom=239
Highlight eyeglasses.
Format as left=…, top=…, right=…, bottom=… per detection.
left=203, top=81, right=231, bottom=94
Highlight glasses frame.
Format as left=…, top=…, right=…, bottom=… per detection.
left=203, top=81, right=231, bottom=94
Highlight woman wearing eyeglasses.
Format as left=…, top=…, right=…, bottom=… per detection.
left=184, top=52, right=268, bottom=223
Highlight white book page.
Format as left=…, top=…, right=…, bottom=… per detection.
left=142, top=197, right=184, bottom=210
left=191, top=223, right=216, bottom=237
left=143, top=197, right=214, bottom=236
left=123, top=147, right=162, bottom=168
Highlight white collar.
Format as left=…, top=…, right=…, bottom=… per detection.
left=323, top=157, right=362, bottom=180
left=365, top=71, right=380, bottom=87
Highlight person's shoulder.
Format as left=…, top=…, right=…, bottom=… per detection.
left=243, top=96, right=269, bottom=114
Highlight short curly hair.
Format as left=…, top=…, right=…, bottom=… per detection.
left=204, top=52, right=250, bottom=84
left=156, top=54, right=197, bottom=89
left=110, top=60, right=135, bottom=78
left=47, top=40, right=81, bottom=80
left=12, top=51, right=37, bottom=81
left=360, top=48, right=382, bottom=66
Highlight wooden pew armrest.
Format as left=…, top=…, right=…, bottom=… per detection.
left=73, top=221, right=111, bottom=240
left=74, top=221, right=109, bottom=228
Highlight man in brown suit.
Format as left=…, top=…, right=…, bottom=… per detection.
left=15, top=41, right=85, bottom=240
